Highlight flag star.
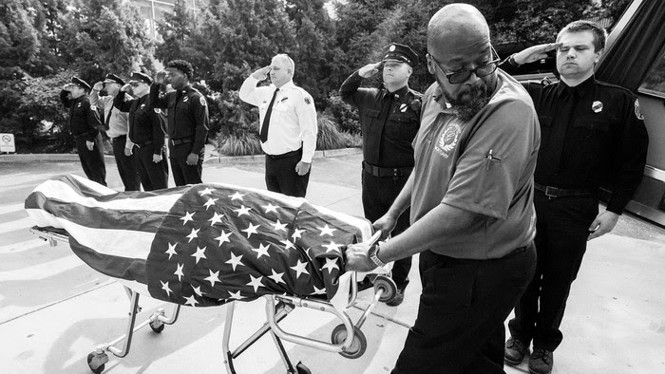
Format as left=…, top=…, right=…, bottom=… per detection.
left=191, top=246, right=207, bottom=264
left=198, top=187, right=214, bottom=196
left=215, top=230, right=232, bottom=247
left=183, top=295, right=199, bottom=307
left=312, top=285, right=326, bottom=295
left=271, top=219, right=288, bottom=232
left=246, top=274, right=264, bottom=292
left=242, top=222, right=260, bottom=238
left=160, top=281, right=172, bottom=297
left=234, top=205, right=251, bottom=217
left=174, top=263, right=185, bottom=282
left=225, top=252, right=244, bottom=271
left=281, top=239, right=295, bottom=250
left=229, top=191, right=245, bottom=201
left=192, top=285, right=205, bottom=297
left=165, top=242, right=178, bottom=260
left=318, top=224, right=336, bottom=236
left=291, top=228, right=306, bottom=240
left=180, top=211, right=195, bottom=225
left=262, top=203, right=279, bottom=214
left=186, top=228, right=200, bottom=243
left=322, top=241, right=341, bottom=254
left=228, top=290, right=245, bottom=300
left=268, top=269, right=285, bottom=284
left=203, top=197, right=218, bottom=210
left=208, top=212, right=224, bottom=226
left=322, top=258, right=340, bottom=274
left=290, top=259, right=310, bottom=278
left=251, top=243, right=271, bottom=259
left=204, top=269, right=220, bottom=287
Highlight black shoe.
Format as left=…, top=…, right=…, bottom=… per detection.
left=385, top=287, right=404, bottom=306
left=528, top=348, right=553, bottom=374
left=504, top=337, right=529, bottom=366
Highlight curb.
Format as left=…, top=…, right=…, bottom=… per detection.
left=0, top=148, right=362, bottom=164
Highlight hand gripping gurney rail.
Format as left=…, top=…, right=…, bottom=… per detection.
left=26, top=175, right=398, bottom=374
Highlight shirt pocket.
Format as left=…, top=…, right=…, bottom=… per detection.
left=572, top=115, right=614, bottom=157
left=387, top=112, right=420, bottom=141
left=538, top=115, right=553, bottom=147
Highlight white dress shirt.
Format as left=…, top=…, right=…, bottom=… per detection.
left=89, top=91, right=132, bottom=147
left=239, top=77, right=318, bottom=162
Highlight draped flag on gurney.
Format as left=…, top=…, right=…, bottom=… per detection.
left=25, top=175, right=372, bottom=307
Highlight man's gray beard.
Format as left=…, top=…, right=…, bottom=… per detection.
left=444, top=84, right=492, bottom=122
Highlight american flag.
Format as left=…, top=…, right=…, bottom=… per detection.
left=25, top=175, right=372, bottom=307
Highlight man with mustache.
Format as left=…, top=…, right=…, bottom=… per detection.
left=501, top=21, right=649, bottom=374
left=346, top=4, right=539, bottom=373
left=339, top=43, right=422, bottom=306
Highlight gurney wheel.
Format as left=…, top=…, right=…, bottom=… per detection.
left=373, top=275, right=397, bottom=302
left=87, top=352, right=107, bottom=373
left=296, top=361, right=312, bottom=374
left=149, top=320, right=165, bottom=333
left=331, top=324, right=367, bottom=359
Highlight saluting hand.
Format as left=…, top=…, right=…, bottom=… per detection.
left=251, top=66, right=272, bottom=81
left=295, top=161, right=311, bottom=176
left=120, top=83, right=131, bottom=92
left=154, top=71, right=167, bottom=85
left=358, top=62, right=382, bottom=78
left=186, top=153, right=199, bottom=166
left=92, top=82, right=104, bottom=91
left=513, top=43, right=561, bottom=65
left=587, top=211, right=620, bottom=241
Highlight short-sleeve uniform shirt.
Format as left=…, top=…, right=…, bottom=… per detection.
left=411, top=70, right=540, bottom=259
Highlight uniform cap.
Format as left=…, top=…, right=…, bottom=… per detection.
left=381, top=43, right=418, bottom=66
left=103, top=73, right=124, bottom=85
left=129, top=71, right=152, bottom=85
left=71, top=77, right=91, bottom=91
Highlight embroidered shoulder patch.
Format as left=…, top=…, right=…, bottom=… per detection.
left=634, top=99, right=644, bottom=120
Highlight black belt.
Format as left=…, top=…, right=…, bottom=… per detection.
left=534, top=183, right=597, bottom=199
left=267, top=148, right=302, bottom=160
left=363, top=161, right=413, bottom=178
left=134, top=140, right=153, bottom=148
left=170, top=137, right=193, bottom=146
left=111, top=135, right=127, bottom=142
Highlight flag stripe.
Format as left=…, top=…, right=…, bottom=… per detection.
left=69, top=236, right=147, bottom=283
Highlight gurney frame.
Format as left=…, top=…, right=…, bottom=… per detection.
left=30, top=226, right=397, bottom=374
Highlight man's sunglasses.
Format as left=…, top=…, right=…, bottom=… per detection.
left=130, top=82, right=143, bottom=87
left=429, top=45, right=500, bottom=84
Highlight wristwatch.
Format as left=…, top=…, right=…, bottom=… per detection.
left=368, top=242, right=386, bottom=268
left=508, top=54, right=520, bottom=67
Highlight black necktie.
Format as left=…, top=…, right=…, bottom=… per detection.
left=260, top=88, right=279, bottom=143
left=104, top=106, right=113, bottom=131
left=543, top=87, right=578, bottom=175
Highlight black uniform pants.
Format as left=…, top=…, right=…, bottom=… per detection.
left=111, top=135, right=139, bottom=191
left=508, top=192, right=598, bottom=351
left=392, top=244, right=536, bottom=374
left=75, top=134, right=106, bottom=186
left=135, top=144, right=168, bottom=191
left=169, top=143, right=203, bottom=186
left=265, top=149, right=310, bottom=198
left=361, top=171, right=412, bottom=289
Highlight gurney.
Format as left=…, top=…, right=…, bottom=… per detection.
left=26, top=175, right=398, bottom=373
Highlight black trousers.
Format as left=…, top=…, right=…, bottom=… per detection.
left=135, top=144, right=168, bottom=191
left=169, top=143, right=203, bottom=186
left=75, top=134, right=106, bottom=186
left=392, top=244, right=536, bottom=374
left=111, top=135, right=139, bottom=191
left=362, top=170, right=412, bottom=289
left=509, top=192, right=597, bottom=351
left=264, top=149, right=310, bottom=198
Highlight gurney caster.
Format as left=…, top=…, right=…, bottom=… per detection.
left=372, top=275, right=397, bottom=302
left=331, top=324, right=367, bottom=359
left=86, top=351, right=108, bottom=374
left=295, top=362, right=311, bottom=374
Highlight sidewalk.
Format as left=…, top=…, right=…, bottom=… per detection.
left=1, top=153, right=665, bottom=373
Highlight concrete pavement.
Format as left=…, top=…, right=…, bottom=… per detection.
left=1, top=152, right=665, bottom=373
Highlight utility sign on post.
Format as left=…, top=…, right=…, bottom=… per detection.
left=0, top=133, right=16, bottom=153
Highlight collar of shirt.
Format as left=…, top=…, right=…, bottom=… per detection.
left=556, top=75, right=596, bottom=99
left=380, top=84, right=410, bottom=102
left=430, top=84, right=455, bottom=114
left=272, top=80, right=296, bottom=93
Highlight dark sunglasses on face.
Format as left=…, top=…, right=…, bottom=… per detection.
left=429, top=45, right=501, bottom=84
left=130, top=82, right=142, bottom=87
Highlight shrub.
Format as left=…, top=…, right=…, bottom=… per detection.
left=324, top=93, right=361, bottom=135
left=317, top=113, right=361, bottom=150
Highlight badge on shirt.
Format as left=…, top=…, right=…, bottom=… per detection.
left=199, top=96, right=207, bottom=106
left=140, top=104, right=146, bottom=109
left=183, top=96, right=189, bottom=102
left=435, top=122, right=462, bottom=159
left=591, top=101, right=603, bottom=113
left=400, top=103, right=408, bottom=112
left=90, top=105, right=96, bottom=111
left=154, top=108, right=162, bottom=114
left=634, top=99, right=644, bottom=120
left=77, top=102, right=82, bottom=108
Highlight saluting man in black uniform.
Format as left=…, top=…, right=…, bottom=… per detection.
left=114, top=72, right=169, bottom=191
left=150, top=60, right=209, bottom=186
left=340, top=43, right=422, bottom=306
left=500, top=21, right=649, bottom=374
left=60, top=77, right=107, bottom=186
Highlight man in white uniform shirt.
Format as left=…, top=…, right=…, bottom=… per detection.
left=239, top=54, right=318, bottom=197
left=90, top=73, right=140, bottom=191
